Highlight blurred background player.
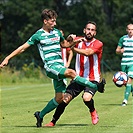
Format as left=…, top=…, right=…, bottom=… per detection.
left=45, top=21, right=106, bottom=127
left=60, top=29, right=73, bottom=68
left=116, top=23, right=133, bottom=106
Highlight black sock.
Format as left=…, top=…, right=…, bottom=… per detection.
left=83, top=99, right=95, bottom=112
left=51, top=101, right=68, bottom=125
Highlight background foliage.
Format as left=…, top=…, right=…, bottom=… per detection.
left=1, top=0, right=133, bottom=72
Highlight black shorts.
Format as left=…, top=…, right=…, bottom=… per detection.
left=66, top=80, right=98, bottom=99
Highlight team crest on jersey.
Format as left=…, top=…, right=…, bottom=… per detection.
left=51, top=37, right=59, bottom=41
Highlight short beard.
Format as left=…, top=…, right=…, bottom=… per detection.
left=85, top=35, right=94, bottom=40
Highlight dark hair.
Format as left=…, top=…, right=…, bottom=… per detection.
left=41, top=9, right=57, bottom=22
left=85, top=21, right=97, bottom=29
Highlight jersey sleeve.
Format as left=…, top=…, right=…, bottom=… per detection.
left=118, top=36, right=124, bottom=47
left=27, top=32, right=40, bottom=46
left=58, top=30, right=65, bottom=42
left=92, top=40, right=103, bottom=53
left=66, top=47, right=71, bottom=51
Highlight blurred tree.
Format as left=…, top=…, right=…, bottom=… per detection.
left=1, top=0, right=133, bottom=71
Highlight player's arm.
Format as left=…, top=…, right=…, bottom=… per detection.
left=116, top=46, right=124, bottom=54
left=61, top=35, right=84, bottom=48
left=65, top=49, right=73, bottom=68
left=72, top=47, right=95, bottom=56
left=0, top=42, right=30, bottom=68
left=60, top=34, right=76, bottom=48
left=72, top=40, right=102, bottom=56
left=116, top=36, right=124, bottom=54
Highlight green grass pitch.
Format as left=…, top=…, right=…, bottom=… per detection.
left=0, top=77, right=133, bottom=133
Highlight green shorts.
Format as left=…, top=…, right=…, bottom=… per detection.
left=45, top=63, right=67, bottom=93
left=121, top=65, right=133, bottom=78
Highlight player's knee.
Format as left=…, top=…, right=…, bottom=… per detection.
left=55, top=96, right=64, bottom=104
left=65, top=69, right=76, bottom=78
left=63, top=93, right=72, bottom=104
left=82, top=93, right=92, bottom=101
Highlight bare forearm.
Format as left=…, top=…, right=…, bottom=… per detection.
left=0, top=43, right=30, bottom=68
left=6, top=45, right=26, bottom=59
left=72, top=47, right=94, bottom=56
left=66, top=51, right=73, bottom=67
left=61, top=40, right=75, bottom=48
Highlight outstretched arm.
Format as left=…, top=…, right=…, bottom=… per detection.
left=0, top=42, right=30, bottom=68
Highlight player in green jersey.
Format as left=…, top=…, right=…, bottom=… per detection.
left=116, top=23, right=133, bottom=106
left=0, top=9, right=106, bottom=127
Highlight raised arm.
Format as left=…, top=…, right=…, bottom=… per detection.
left=0, top=42, right=30, bottom=68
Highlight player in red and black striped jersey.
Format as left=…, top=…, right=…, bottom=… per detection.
left=45, top=21, right=106, bottom=127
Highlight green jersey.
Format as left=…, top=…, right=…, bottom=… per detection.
left=27, top=28, right=65, bottom=68
left=118, top=35, right=133, bottom=66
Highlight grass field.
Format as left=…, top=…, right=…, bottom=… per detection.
left=0, top=74, right=133, bottom=133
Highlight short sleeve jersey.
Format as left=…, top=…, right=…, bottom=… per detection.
left=118, top=35, right=133, bottom=65
left=27, top=28, right=65, bottom=68
left=75, top=38, right=103, bottom=82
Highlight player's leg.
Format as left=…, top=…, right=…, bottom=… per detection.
left=121, top=65, right=133, bottom=106
left=34, top=79, right=66, bottom=127
left=34, top=65, right=67, bottom=127
left=45, top=81, right=84, bottom=126
left=128, top=66, right=133, bottom=97
left=64, top=68, right=106, bottom=93
left=45, top=93, right=71, bottom=127
left=39, top=80, right=66, bottom=117
left=46, top=64, right=106, bottom=93
left=82, top=82, right=99, bottom=125
left=131, top=84, right=133, bottom=96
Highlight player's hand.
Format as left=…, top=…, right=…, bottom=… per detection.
left=0, top=58, right=9, bottom=68
left=121, top=48, right=124, bottom=53
left=66, top=34, right=76, bottom=42
left=67, top=35, right=86, bottom=43
left=73, top=37, right=86, bottom=43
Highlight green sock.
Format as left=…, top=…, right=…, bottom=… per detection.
left=39, top=98, right=59, bottom=118
left=74, top=76, right=98, bottom=91
left=124, top=84, right=132, bottom=101
left=131, top=85, right=133, bottom=92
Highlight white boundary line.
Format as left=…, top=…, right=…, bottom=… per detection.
left=0, top=83, right=52, bottom=91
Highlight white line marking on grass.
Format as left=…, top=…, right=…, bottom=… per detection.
left=1, top=83, right=52, bottom=91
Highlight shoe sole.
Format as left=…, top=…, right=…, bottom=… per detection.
left=44, top=124, right=55, bottom=127
left=121, top=104, right=127, bottom=106
left=102, top=78, right=106, bottom=93
left=34, top=112, right=42, bottom=127
left=102, top=78, right=106, bottom=84
left=98, top=78, right=106, bottom=93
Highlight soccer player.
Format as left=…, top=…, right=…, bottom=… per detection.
left=0, top=9, right=105, bottom=127
left=116, top=23, right=133, bottom=106
left=45, top=21, right=105, bottom=127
